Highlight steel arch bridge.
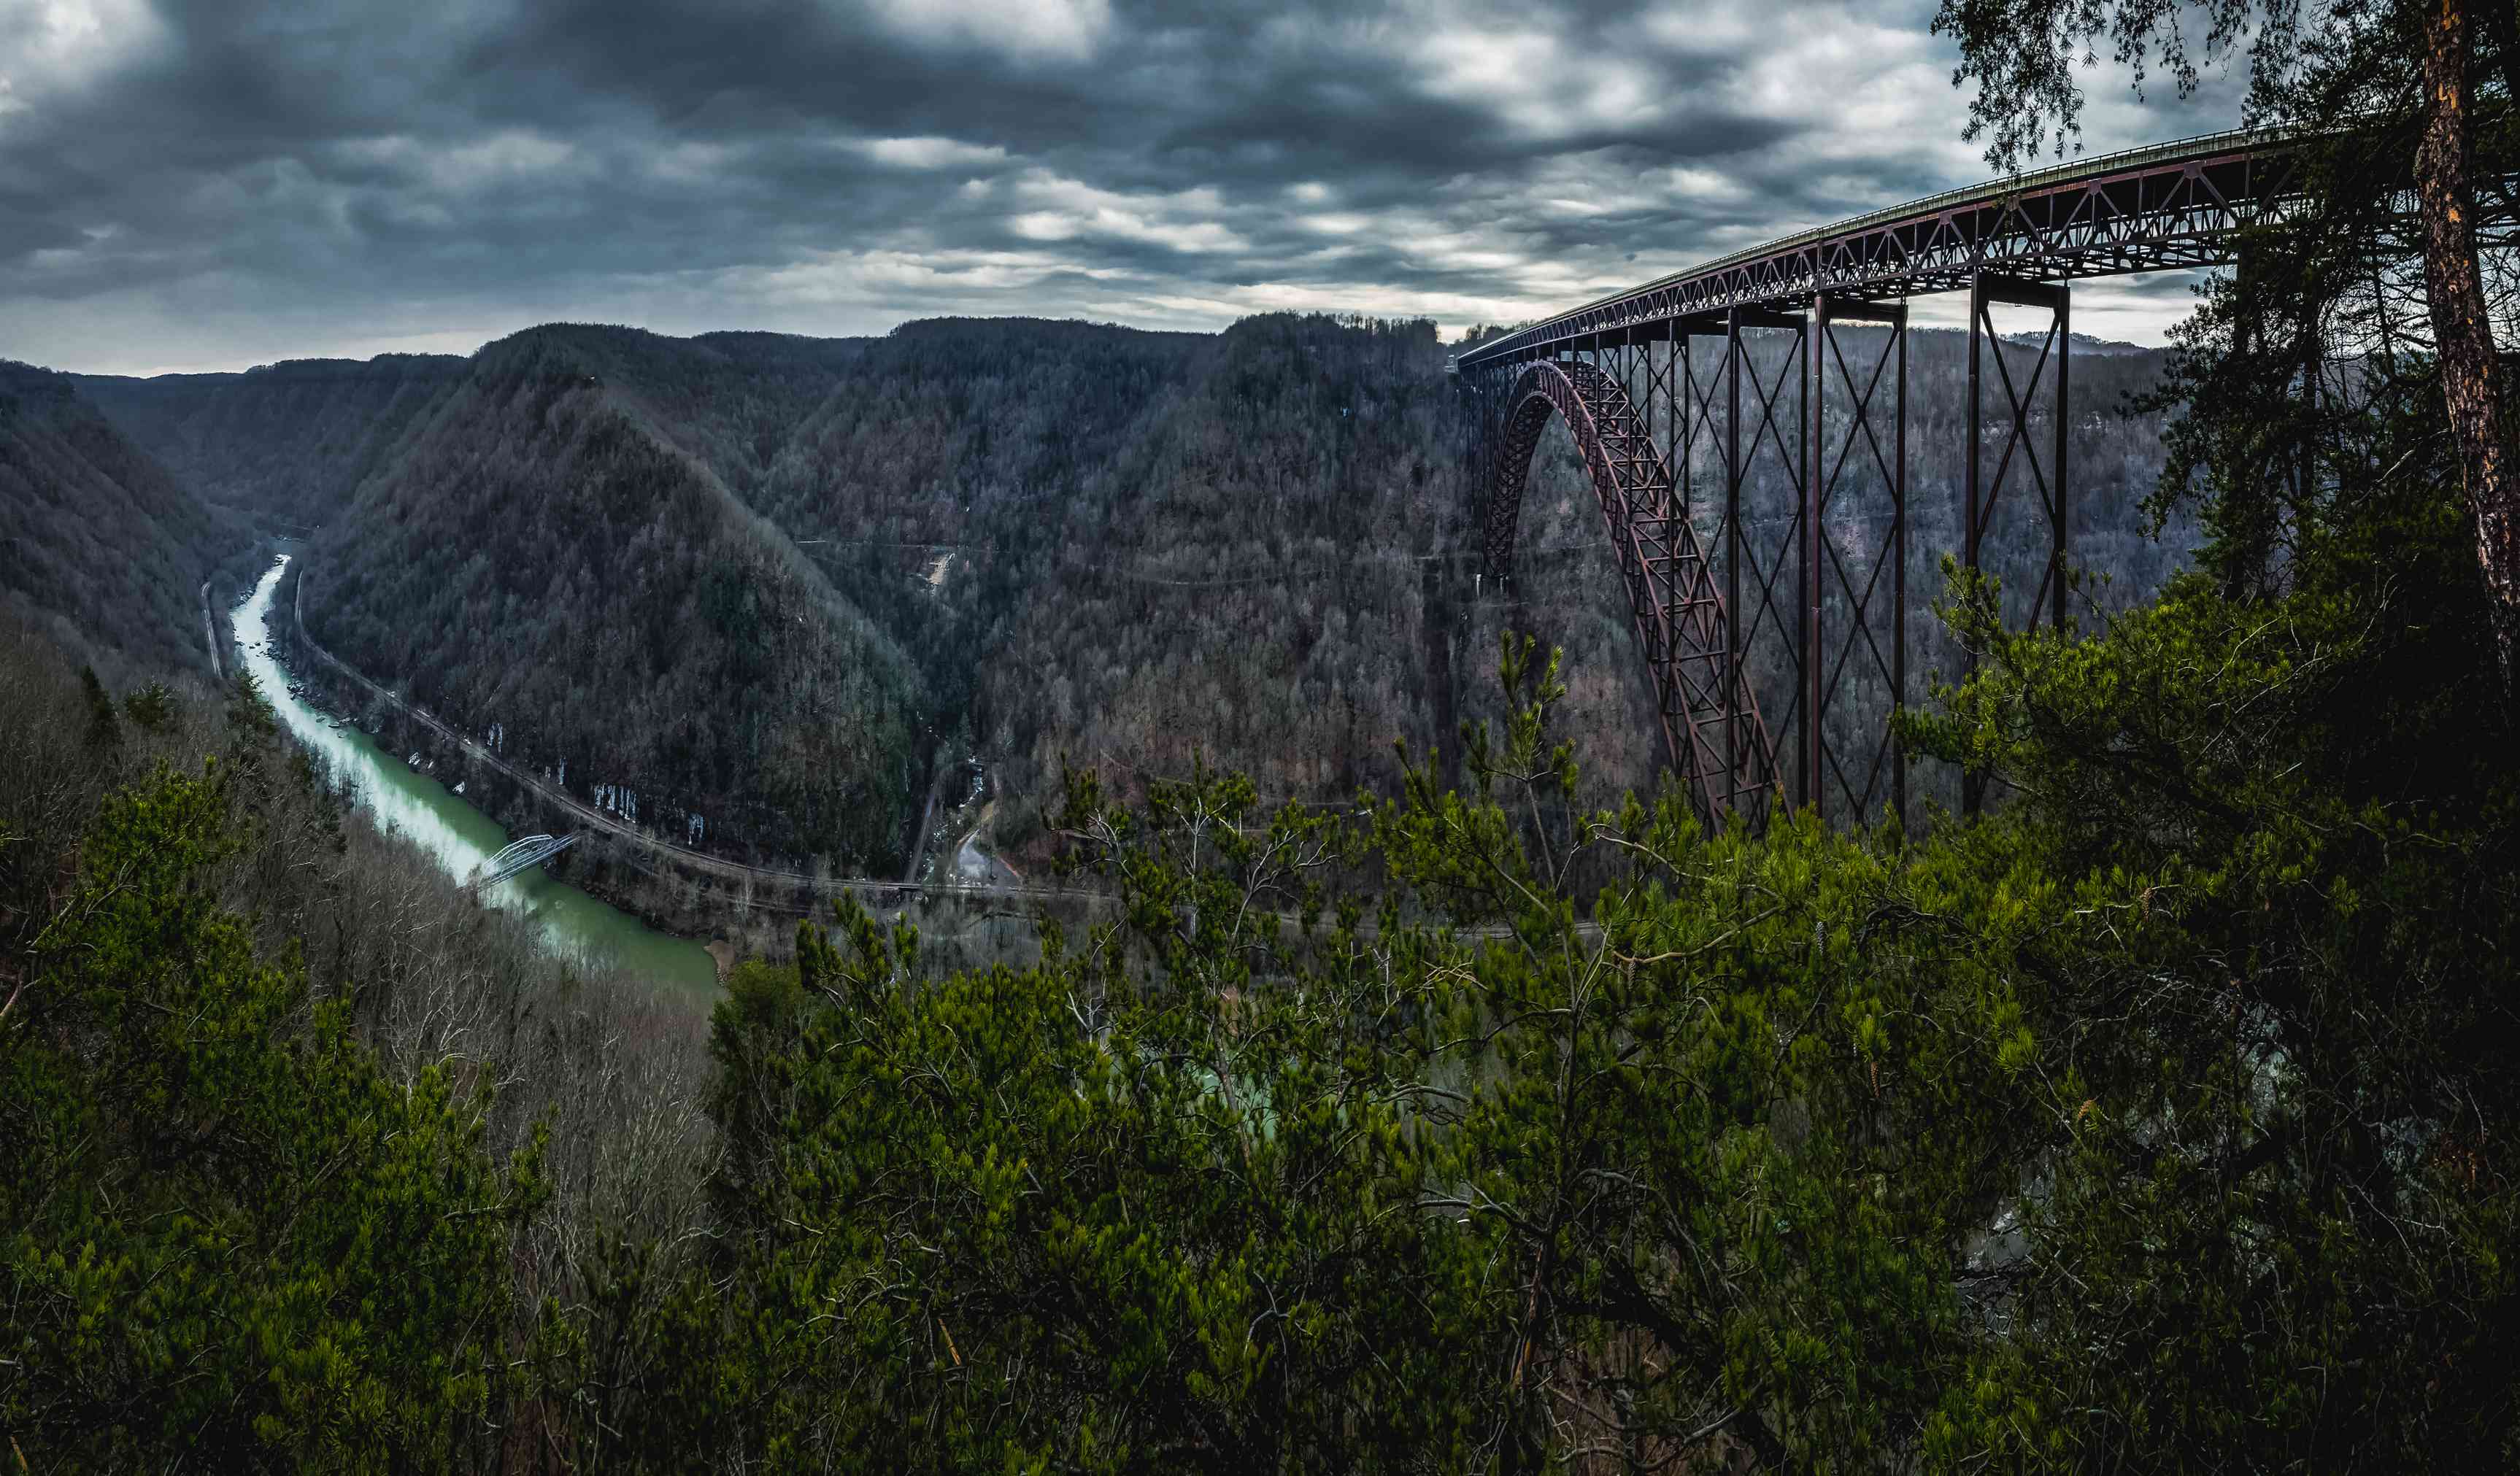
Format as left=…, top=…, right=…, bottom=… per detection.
left=1456, top=123, right=2459, bottom=827
left=474, top=832, right=577, bottom=887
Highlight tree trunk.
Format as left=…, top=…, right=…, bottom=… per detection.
left=2416, top=0, right=2520, bottom=695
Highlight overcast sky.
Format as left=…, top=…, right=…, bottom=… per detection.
left=1, top=0, right=2246, bottom=376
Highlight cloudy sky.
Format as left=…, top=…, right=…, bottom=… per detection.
left=1, top=0, right=2245, bottom=376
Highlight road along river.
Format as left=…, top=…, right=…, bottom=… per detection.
left=234, top=555, right=719, bottom=994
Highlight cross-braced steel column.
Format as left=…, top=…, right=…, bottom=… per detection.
left=1726, top=304, right=1809, bottom=808
left=1965, top=272, right=2071, bottom=812
left=1806, top=294, right=1909, bottom=828
left=1679, top=318, right=1741, bottom=791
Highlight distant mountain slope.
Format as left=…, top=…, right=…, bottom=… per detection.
left=735, top=318, right=1210, bottom=554
left=78, top=354, right=469, bottom=526
left=625, top=313, right=1658, bottom=846
left=299, top=326, right=925, bottom=871
left=0, top=361, right=239, bottom=682
left=703, top=318, right=1213, bottom=730
left=975, top=314, right=1471, bottom=816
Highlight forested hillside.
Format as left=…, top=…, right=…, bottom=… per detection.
left=78, top=315, right=2186, bottom=876
left=532, top=315, right=1214, bottom=743
left=980, top=316, right=1465, bottom=831
left=76, top=354, right=469, bottom=527
left=0, top=361, right=242, bottom=683
left=298, top=327, right=929, bottom=873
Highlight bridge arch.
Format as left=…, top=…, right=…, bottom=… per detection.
left=474, top=832, right=577, bottom=887
left=1481, top=358, right=1779, bottom=819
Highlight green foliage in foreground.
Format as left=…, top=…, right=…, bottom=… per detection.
left=1, top=757, right=546, bottom=1467
left=595, top=482, right=2511, bottom=1467
left=7, top=476, right=2516, bottom=1470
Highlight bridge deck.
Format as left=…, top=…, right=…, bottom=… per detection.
left=1457, top=125, right=2311, bottom=370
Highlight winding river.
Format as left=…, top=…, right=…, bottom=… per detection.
left=234, top=555, right=720, bottom=994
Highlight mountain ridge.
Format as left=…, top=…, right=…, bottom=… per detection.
left=0, top=360, right=242, bottom=683
left=294, top=339, right=928, bottom=870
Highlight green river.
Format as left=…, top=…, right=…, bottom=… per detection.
left=235, top=555, right=720, bottom=995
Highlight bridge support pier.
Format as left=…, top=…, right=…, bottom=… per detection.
left=1808, top=295, right=1909, bottom=828
left=1725, top=304, right=1810, bottom=808
left=1677, top=317, right=1733, bottom=786
left=1965, top=273, right=2071, bottom=813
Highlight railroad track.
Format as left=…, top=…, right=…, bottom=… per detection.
left=286, top=559, right=1097, bottom=908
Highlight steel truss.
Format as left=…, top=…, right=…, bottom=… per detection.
left=1470, top=295, right=1914, bottom=826
left=1461, top=120, right=2520, bottom=826
left=1964, top=274, right=2071, bottom=814
left=1807, top=295, right=1907, bottom=825
left=1479, top=358, right=1780, bottom=820
left=1469, top=288, right=2039, bottom=830
left=1457, top=127, right=2311, bottom=827
left=1457, top=128, right=2306, bottom=374
left=1723, top=308, right=1807, bottom=810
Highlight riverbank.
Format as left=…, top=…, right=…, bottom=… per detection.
left=272, top=555, right=1101, bottom=971
left=236, top=556, right=722, bottom=993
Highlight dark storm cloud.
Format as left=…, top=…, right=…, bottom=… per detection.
left=0, top=0, right=2243, bottom=373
